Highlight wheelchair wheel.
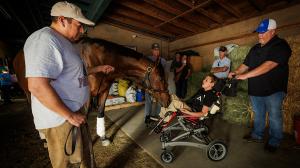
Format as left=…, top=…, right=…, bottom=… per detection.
left=161, top=151, right=175, bottom=163
left=207, top=140, right=227, bottom=161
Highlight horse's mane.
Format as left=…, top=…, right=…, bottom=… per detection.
left=80, top=37, right=144, bottom=60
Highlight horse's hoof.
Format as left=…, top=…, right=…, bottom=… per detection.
left=100, top=137, right=111, bottom=146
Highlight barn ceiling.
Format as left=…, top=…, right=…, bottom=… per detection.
left=0, top=0, right=299, bottom=49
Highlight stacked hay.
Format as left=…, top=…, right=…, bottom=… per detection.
left=223, top=46, right=252, bottom=125
left=186, top=70, right=207, bottom=100
left=223, top=92, right=252, bottom=125
left=282, top=36, right=300, bottom=134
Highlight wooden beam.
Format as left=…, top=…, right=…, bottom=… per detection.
left=213, top=0, right=242, bottom=18
left=154, top=0, right=217, bottom=27
left=171, top=21, right=300, bottom=52
left=196, top=8, right=223, bottom=24
left=177, top=0, right=222, bottom=24
left=103, top=19, right=173, bottom=40
left=112, top=6, right=192, bottom=35
left=86, top=0, right=112, bottom=23
left=248, top=0, right=264, bottom=11
left=145, top=0, right=183, bottom=16
left=105, top=102, right=145, bottom=111
left=117, top=1, right=196, bottom=33
left=105, top=13, right=175, bottom=37
left=144, top=0, right=207, bottom=30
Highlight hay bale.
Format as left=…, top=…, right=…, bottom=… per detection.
left=186, top=71, right=207, bottom=100
left=223, top=91, right=252, bottom=125
left=281, top=36, right=300, bottom=134
left=228, top=46, right=251, bottom=91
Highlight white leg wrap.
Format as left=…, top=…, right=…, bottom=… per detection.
left=96, top=117, right=105, bottom=137
left=96, top=117, right=111, bottom=146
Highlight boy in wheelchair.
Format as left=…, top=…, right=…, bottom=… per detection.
left=152, top=74, right=228, bottom=163
left=159, top=73, right=218, bottom=122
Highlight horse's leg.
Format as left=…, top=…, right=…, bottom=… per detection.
left=96, top=89, right=110, bottom=146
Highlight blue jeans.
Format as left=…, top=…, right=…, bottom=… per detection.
left=144, top=92, right=161, bottom=119
left=250, top=92, right=285, bottom=147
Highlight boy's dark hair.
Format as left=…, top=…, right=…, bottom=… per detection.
left=207, top=73, right=218, bottom=85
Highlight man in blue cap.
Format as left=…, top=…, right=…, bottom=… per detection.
left=229, top=18, right=291, bottom=152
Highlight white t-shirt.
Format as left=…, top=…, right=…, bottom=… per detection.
left=24, top=27, right=89, bottom=129
left=212, top=57, right=231, bottom=79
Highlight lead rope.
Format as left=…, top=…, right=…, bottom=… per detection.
left=64, top=106, right=95, bottom=168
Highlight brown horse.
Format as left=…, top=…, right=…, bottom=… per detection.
left=13, top=37, right=170, bottom=145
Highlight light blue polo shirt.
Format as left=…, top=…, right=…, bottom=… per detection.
left=212, top=57, right=231, bottom=79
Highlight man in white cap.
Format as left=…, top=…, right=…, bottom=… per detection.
left=24, top=1, right=114, bottom=167
left=229, top=18, right=291, bottom=152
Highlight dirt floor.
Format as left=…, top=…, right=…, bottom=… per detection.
left=0, top=100, right=163, bottom=168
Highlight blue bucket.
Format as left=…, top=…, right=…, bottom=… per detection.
left=136, top=89, right=144, bottom=102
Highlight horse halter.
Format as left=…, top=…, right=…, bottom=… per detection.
left=142, top=60, right=169, bottom=95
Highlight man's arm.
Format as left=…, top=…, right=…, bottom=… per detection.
left=176, top=64, right=185, bottom=73
left=28, top=77, right=85, bottom=127
left=211, top=66, right=229, bottom=73
left=236, top=61, right=278, bottom=80
left=228, top=64, right=249, bottom=78
left=87, top=65, right=115, bottom=75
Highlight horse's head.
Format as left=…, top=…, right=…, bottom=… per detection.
left=143, top=59, right=170, bottom=108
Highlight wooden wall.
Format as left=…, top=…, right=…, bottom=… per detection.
left=87, top=23, right=169, bottom=59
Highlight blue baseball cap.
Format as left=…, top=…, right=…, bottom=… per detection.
left=255, top=19, right=277, bottom=33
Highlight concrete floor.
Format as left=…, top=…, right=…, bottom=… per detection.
left=103, top=105, right=300, bottom=168
left=2, top=100, right=300, bottom=168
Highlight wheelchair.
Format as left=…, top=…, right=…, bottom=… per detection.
left=148, top=78, right=238, bottom=163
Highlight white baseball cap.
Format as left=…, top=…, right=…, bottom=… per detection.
left=51, top=1, right=95, bottom=26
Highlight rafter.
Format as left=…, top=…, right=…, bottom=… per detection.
left=213, top=0, right=242, bottom=18
left=177, top=0, right=223, bottom=24
left=117, top=1, right=196, bottom=33
left=112, top=6, right=193, bottom=35
left=153, top=0, right=218, bottom=28
left=248, top=0, right=264, bottom=11
left=144, top=0, right=208, bottom=29
left=105, top=13, right=176, bottom=37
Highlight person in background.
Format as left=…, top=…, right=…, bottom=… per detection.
left=175, top=55, right=192, bottom=99
left=170, top=52, right=181, bottom=94
left=0, top=67, right=12, bottom=104
left=144, top=43, right=167, bottom=124
left=211, top=46, right=231, bottom=92
left=228, top=18, right=291, bottom=153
